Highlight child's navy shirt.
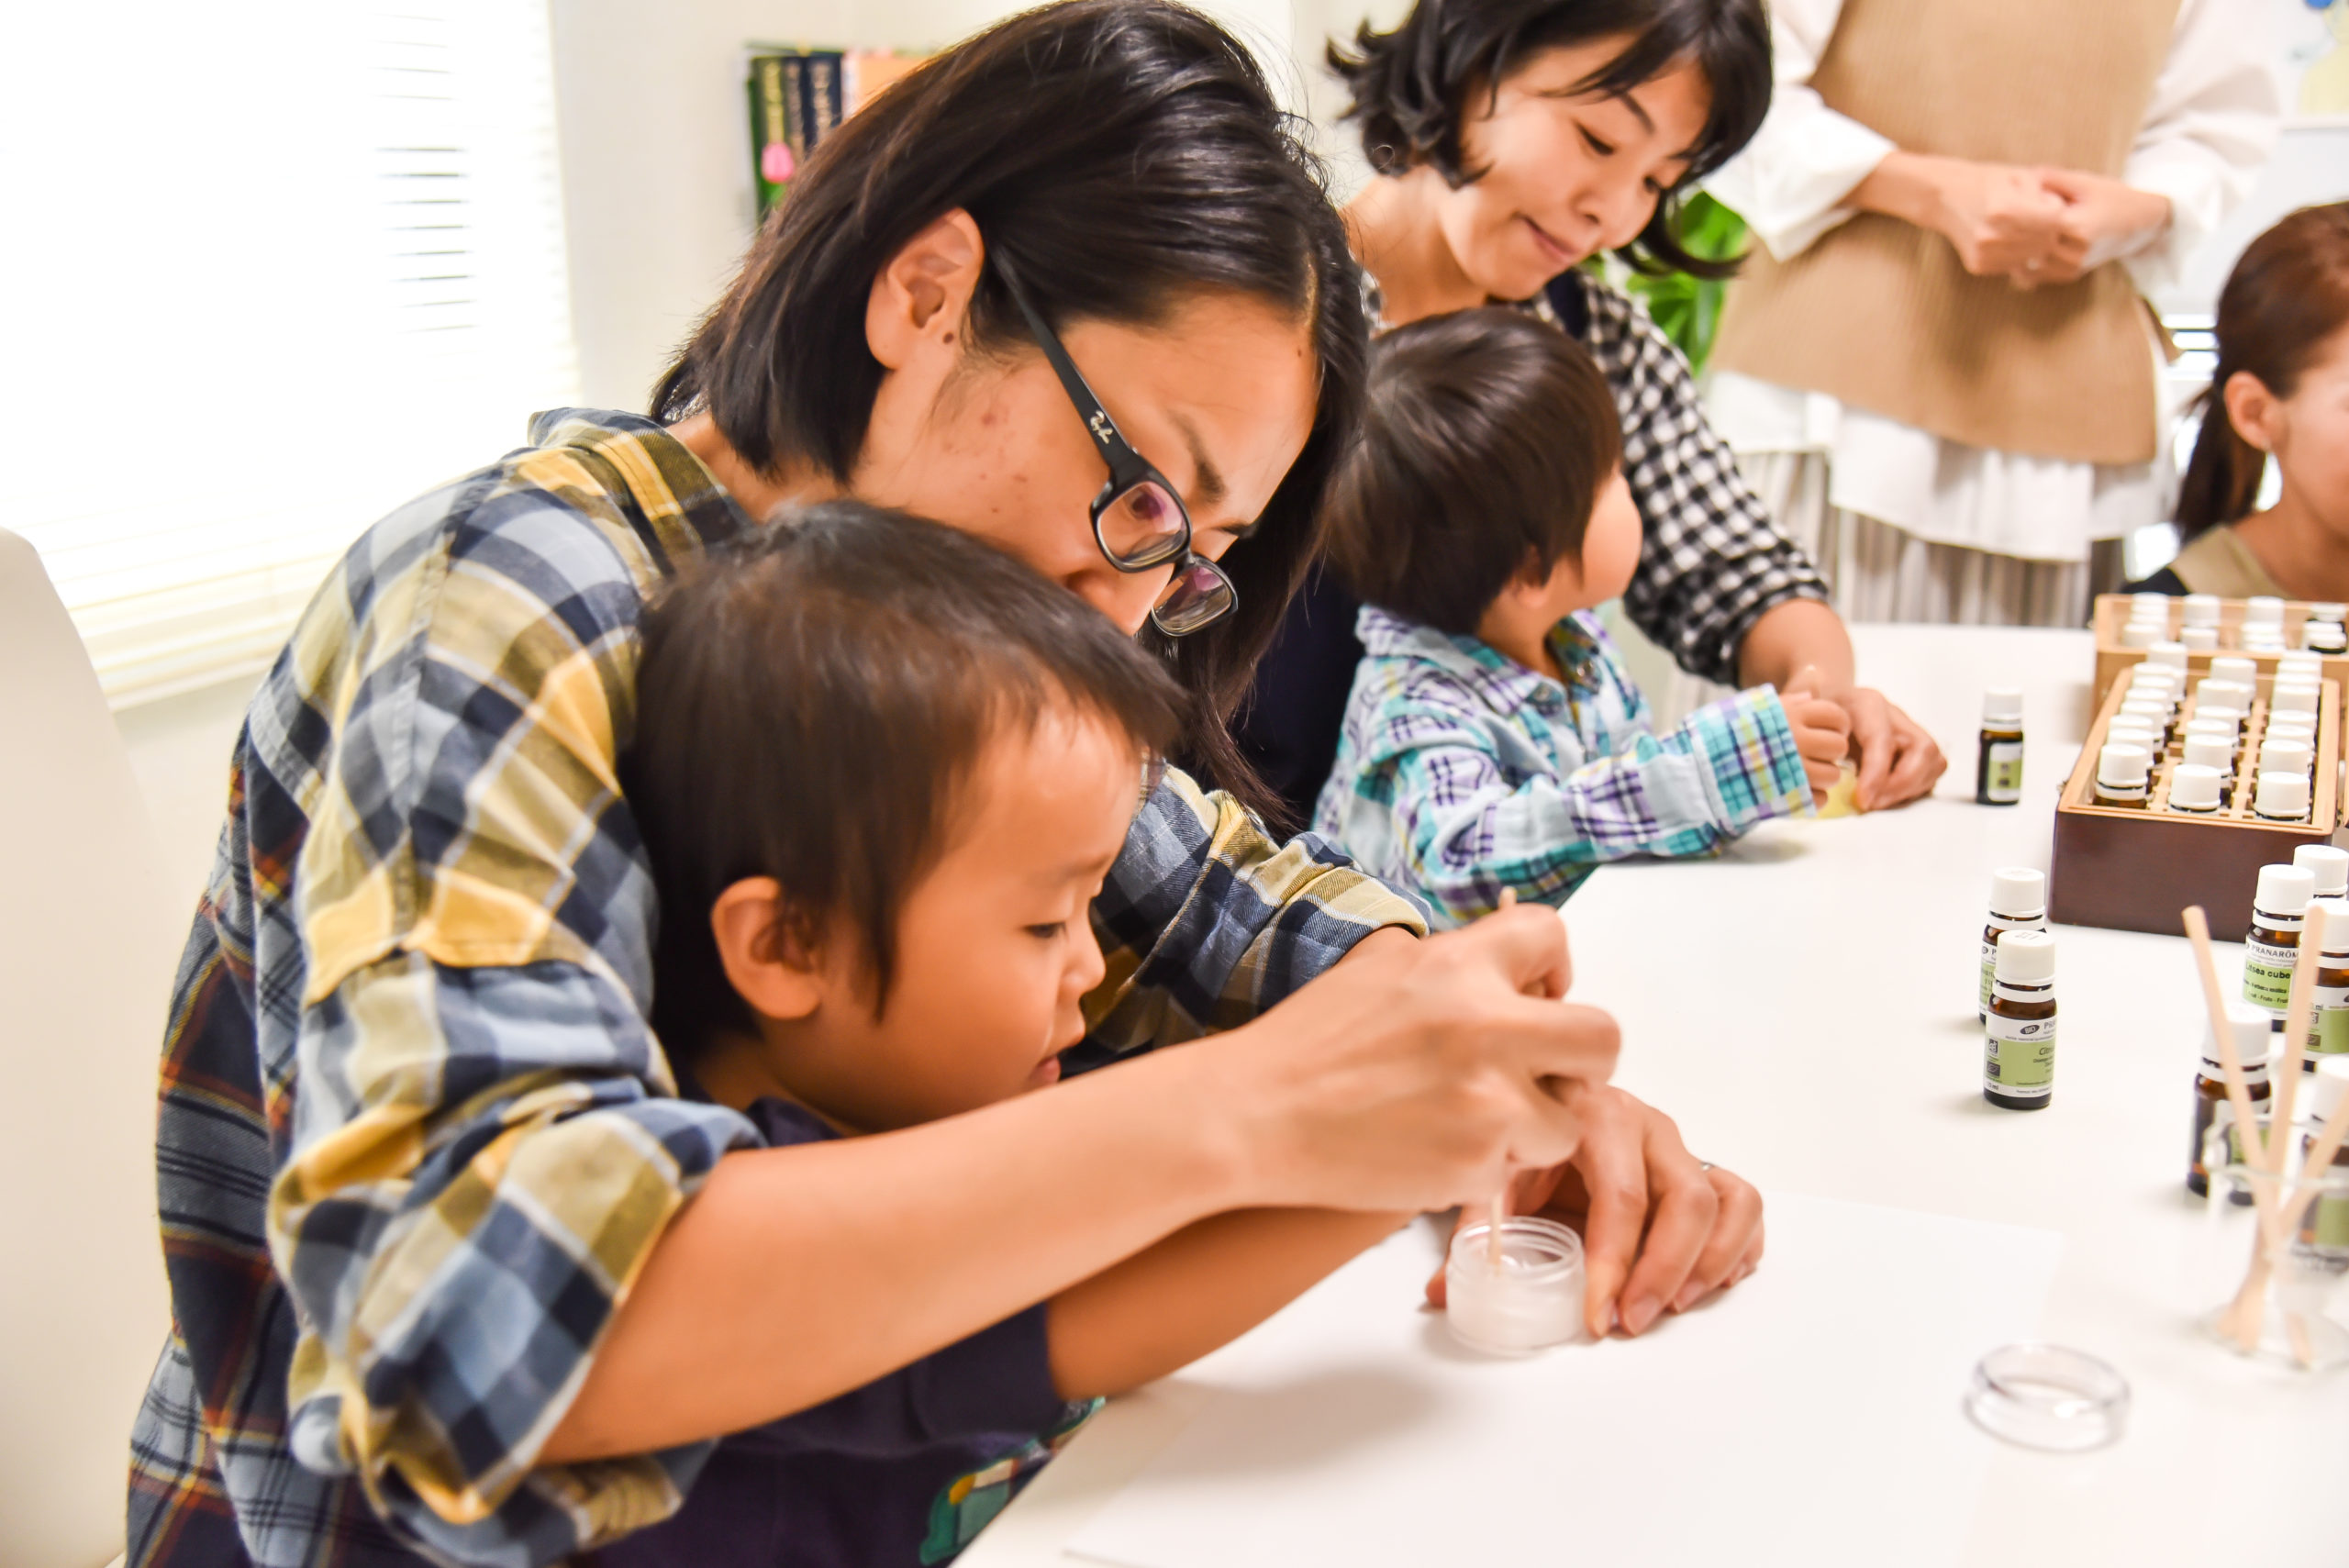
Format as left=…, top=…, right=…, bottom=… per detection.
left=588, top=1095, right=1097, bottom=1568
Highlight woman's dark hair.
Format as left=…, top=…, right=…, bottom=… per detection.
left=1330, top=0, right=1770, bottom=278
left=1324, top=308, right=1622, bottom=633
left=624, top=501, right=1188, bottom=1056
left=2177, top=202, right=2349, bottom=538
left=652, top=0, right=1366, bottom=815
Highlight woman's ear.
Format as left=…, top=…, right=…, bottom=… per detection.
left=710, top=878, right=827, bottom=1022
left=866, top=208, right=985, bottom=372
left=2222, top=368, right=2282, bottom=454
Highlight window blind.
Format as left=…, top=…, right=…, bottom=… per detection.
left=0, top=3, right=580, bottom=707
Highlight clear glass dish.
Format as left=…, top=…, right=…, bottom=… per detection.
left=1965, top=1343, right=2129, bottom=1451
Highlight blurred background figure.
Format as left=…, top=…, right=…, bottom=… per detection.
left=1702, top=0, right=2280, bottom=628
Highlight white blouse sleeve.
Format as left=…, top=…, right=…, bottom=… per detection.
left=1701, top=0, right=1889, bottom=263
left=2117, top=0, right=2283, bottom=295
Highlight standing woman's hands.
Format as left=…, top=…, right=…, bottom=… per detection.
left=2009, top=167, right=2172, bottom=287
left=1852, top=151, right=2066, bottom=277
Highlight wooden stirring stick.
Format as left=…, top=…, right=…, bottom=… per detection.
left=1490, top=887, right=1520, bottom=1269
left=2181, top=906, right=2285, bottom=1351
left=2183, top=907, right=2274, bottom=1180
left=2269, top=901, right=2330, bottom=1180
left=2221, top=906, right=2325, bottom=1349
left=2268, top=1084, right=2349, bottom=1247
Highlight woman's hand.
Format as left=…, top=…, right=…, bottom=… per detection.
left=1854, top=151, right=2065, bottom=277
left=2007, top=168, right=2172, bottom=288
left=1202, top=906, right=1620, bottom=1217
left=1832, top=686, right=1946, bottom=810
left=1425, top=1084, right=1765, bottom=1339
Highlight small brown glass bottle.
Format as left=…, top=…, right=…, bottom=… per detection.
left=2188, top=1006, right=2273, bottom=1201
left=2305, top=898, right=2349, bottom=1068
left=1976, top=690, right=2023, bottom=806
left=1978, top=867, right=2046, bottom=1022
left=2243, top=863, right=2318, bottom=1030
left=1985, top=930, right=2056, bottom=1111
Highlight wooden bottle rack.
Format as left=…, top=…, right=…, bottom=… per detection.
left=2091, top=594, right=2349, bottom=710
left=2051, top=673, right=2342, bottom=940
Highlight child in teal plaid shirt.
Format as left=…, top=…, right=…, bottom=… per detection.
left=1312, top=309, right=1847, bottom=927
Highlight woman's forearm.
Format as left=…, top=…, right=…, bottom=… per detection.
left=543, top=1047, right=1249, bottom=1462
left=1736, top=597, right=1855, bottom=695
left=544, top=908, right=1609, bottom=1463
left=1847, top=148, right=1946, bottom=230
left=1047, top=1208, right=1413, bottom=1399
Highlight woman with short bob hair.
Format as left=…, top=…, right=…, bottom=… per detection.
left=128, top=5, right=1761, bottom=1565
left=1239, top=0, right=1947, bottom=823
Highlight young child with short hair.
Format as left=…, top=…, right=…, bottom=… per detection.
left=602, top=502, right=1408, bottom=1568
left=2129, top=202, right=2349, bottom=600
left=1313, top=309, right=1845, bottom=927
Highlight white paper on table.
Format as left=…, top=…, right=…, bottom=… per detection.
left=1068, top=1191, right=2064, bottom=1568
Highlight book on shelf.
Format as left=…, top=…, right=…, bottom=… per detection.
left=746, top=45, right=928, bottom=219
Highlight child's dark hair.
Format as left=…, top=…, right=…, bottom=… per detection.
left=1323, top=308, right=1622, bottom=635
left=624, top=502, right=1188, bottom=1056
left=2177, top=202, right=2349, bottom=538
left=1329, top=0, right=1770, bottom=277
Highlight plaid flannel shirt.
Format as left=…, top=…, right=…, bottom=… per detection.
left=1313, top=606, right=1813, bottom=928
left=128, top=408, right=1422, bottom=1568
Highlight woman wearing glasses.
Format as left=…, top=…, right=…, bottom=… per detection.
left=1240, top=0, right=1947, bottom=823
left=128, top=5, right=1760, bottom=1564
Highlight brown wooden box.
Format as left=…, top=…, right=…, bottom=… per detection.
left=2050, top=673, right=2342, bottom=941
left=2091, top=593, right=2349, bottom=710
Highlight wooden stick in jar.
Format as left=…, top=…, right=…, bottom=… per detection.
left=1490, top=887, right=1519, bottom=1268
left=2183, top=906, right=2273, bottom=1178
left=2268, top=900, right=2330, bottom=1181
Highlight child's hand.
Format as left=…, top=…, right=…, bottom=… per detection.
left=1780, top=664, right=1852, bottom=805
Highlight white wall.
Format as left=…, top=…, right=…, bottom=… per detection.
left=548, top=0, right=1308, bottom=413
left=2156, top=127, right=2349, bottom=317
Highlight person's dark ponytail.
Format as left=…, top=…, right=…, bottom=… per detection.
left=2175, top=385, right=2267, bottom=538
left=2175, top=202, right=2349, bottom=539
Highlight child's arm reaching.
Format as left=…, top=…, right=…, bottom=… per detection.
left=1353, top=684, right=1816, bottom=925
left=1047, top=1208, right=1414, bottom=1398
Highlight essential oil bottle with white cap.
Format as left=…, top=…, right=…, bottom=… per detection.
left=1976, top=690, right=2023, bottom=805
left=1985, top=930, right=2056, bottom=1111
left=2188, top=1004, right=2273, bottom=1200
left=2302, top=896, right=2349, bottom=1068
left=2092, top=742, right=2151, bottom=809
left=2243, top=863, right=2318, bottom=1029
left=2297, top=1058, right=2349, bottom=1268
left=1978, top=868, right=2046, bottom=1021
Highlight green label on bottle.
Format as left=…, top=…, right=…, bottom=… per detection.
left=2243, top=935, right=2297, bottom=1014
left=1979, top=940, right=1996, bottom=1013
left=2314, top=989, right=2349, bottom=1057
left=1984, top=741, right=2023, bottom=804
left=2315, top=1195, right=2349, bottom=1252
left=1985, top=1014, right=2055, bottom=1096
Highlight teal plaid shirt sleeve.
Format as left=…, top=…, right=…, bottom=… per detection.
left=1315, top=611, right=1813, bottom=929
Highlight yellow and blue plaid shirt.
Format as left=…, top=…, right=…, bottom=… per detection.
left=128, top=409, right=1422, bottom=1567
left=1313, top=606, right=1812, bottom=929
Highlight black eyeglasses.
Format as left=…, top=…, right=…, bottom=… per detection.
left=990, top=251, right=1238, bottom=637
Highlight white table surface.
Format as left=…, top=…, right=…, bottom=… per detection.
left=963, top=625, right=2349, bottom=1568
